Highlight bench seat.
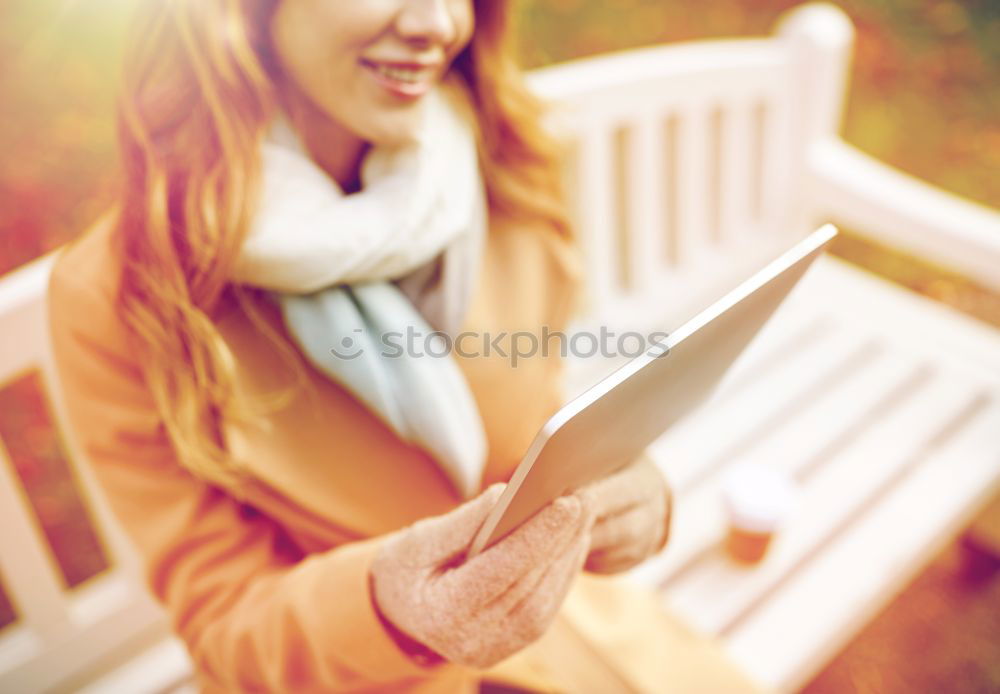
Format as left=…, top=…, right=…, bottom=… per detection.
left=561, top=254, right=1000, bottom=692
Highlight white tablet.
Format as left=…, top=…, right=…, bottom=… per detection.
left=467, top=224, right=838, bottom=557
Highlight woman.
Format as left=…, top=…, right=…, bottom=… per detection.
left=47, top=1, right=756, bottom=692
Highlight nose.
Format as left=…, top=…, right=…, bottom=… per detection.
left=396, top=0, right=457, bottom=48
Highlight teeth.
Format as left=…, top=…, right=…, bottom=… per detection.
left=372, top=63, right=426, bottom=84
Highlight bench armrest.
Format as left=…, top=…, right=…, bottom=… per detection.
left=808, top=137, right=1000, bottom=293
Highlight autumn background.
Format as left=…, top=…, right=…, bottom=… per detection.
left=0, top=0, right=998, bottom=692
left=2, top=0, right=999, bottom=319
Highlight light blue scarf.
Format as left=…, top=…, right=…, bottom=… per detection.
left=232, top=74, right=488, bottom=499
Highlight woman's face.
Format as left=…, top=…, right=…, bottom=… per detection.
left=270, top=0, right=475, bottom=146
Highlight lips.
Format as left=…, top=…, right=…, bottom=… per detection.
left=360, top=58, right=440, bottom=98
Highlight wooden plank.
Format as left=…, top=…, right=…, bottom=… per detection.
left=77, top=636, right=193, bottom=694
left=674, top=103, right=713, bottom=267
left=724, top=396, right=1000, bottom=693
left=527, top=39, right=787, bottom=109
left=624, top=115, right=668, bottom=292
left=5, top=596, right=172, bottom=694
left=572, top=127, right=619, bottom=319
left=811, top=139, right=1000, bottom=293
left=756, top=90, right=794, bottom=237
left=719, top=101, right=755, bottom=246
left=0, top=256, right=55, bottom=378
left=0, top=629, right=42, bottom=685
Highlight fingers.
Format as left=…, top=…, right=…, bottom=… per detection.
left=504, top=521, right=591, bottom=644
left=585, top=502, right=662, bottom=574
left=581, top=460, right=671, bottom=575
left=584, top=545, right=646, bottom=574
left=394, top=483, right=506, bottom=566
left=588, top=503, right=657, bottom=552
left=576, top=455, right=664, bottom=520
left=481, top=499, right=593, bottom=616
left=458, top=516, right=591, bottom=670
left=373, top=489, right=598, bottom=671
left=448, top=494, right=587, bottom=605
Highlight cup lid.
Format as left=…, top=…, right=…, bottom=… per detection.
left=722, top=462, right=797, bottom=533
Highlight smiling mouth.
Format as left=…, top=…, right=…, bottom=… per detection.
left=359, top=58, right=440, bottom=98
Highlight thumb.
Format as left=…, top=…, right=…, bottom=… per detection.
left=395, top=483, right=505, bottom=567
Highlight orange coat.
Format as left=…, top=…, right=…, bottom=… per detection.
left=47, top=216, right=764, bottom=693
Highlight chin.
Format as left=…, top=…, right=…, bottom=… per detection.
left=357, top=102, right=428, bottom=147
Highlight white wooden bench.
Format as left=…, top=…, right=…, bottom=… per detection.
left=545, top=3, right=1000, bottom=692
left=1, top=3, right=998, bottom=692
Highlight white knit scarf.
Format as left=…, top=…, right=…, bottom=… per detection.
left=231, top=72, right=489, bottom=499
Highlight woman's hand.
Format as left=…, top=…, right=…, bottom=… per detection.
left=370, top=483, right=595, bottom=670
left=574, top=451, right=672, bottom=574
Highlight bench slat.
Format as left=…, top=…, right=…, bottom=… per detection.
left=572, top=127, right=619, bottom=317
left=623, top=114, right=669, bottom=288
left=675, top=103, right=713, bottom=266
left=719, top=101, right=755, bottom=247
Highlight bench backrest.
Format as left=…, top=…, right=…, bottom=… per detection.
left=527, top=3, right=852, bottom=334
left=0, top=4, right=854, bottom=690
left=0, top=255, right=174, bottom=693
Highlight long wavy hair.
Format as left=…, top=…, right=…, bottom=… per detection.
left=114, top=0, right=572, bottom=490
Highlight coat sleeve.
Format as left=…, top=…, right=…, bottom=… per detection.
left=45, top=259, right=455, bottom=692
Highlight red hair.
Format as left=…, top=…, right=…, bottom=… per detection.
left=114, top=0, right=572, bottom=487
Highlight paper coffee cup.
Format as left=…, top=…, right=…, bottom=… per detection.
left=722, top=463, right=796, bottom=563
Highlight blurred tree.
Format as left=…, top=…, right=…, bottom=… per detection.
left=0, top=2, right=128, bottom=275
left=516, top=0, right=999, bottom=212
